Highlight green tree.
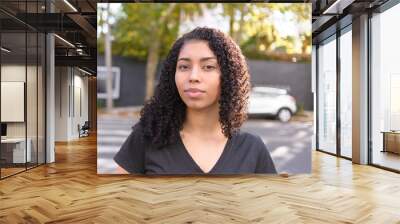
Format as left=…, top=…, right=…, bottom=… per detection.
left=111, top=3, right=208, bottom=101
left=100, top=3, right=313, bottom=104
left=221, top=3, right=249, bottom=44
left=220, top=3, right=311, bottom=60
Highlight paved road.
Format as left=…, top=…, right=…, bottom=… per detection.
left=97, top=117, right=138, bottom=174
left=241, top=119, right=312, bottom=174
left=97, top=116, right=312, bottom=174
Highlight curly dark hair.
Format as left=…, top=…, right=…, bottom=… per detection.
left=139, top=27, right=250, bottom=148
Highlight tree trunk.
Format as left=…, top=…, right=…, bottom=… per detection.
left=234, top=5, right=247, bottom=45
left=229, top=7, right=234, bottom=38
left=144, top=3, right=177, bottom=101
left=144, top=37, right=160, bottom=101
left=105, top=3, right=113, bottom=111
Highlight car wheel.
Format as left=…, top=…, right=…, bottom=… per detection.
left=277, top=108, right=292, bottom=122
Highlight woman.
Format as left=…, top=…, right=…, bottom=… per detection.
left=114, top=27, right=277, bottom=174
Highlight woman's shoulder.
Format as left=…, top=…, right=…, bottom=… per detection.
left=129, top=122, right=177, bottom=149
left=232, top=130, right=268, bottom=154
left=132, top=122, right=143, bottom=132
left=126, top=122, right=146, bottom=144
left=131, top=121, right=143, bottom=132
left=234, top=130, right=265, bottom=146
left=114, top=122, right=147, bottom=174
left=235, top=130, right=277, bottom=173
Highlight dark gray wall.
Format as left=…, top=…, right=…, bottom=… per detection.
left=98, top=56, right=147, bottom=107
left=248, top=60, right=312, bottom=110
left=98, top=56, right=313, bottom=110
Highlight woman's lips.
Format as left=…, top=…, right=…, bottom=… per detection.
left=184, top=88, right=205, bottom=98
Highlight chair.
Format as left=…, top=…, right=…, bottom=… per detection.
left=78, top=121, right=90, bottom=138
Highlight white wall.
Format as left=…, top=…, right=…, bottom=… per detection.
left=55, top=67, right=69, bottom=141
left=54, top=67, right=89, bottom=141
left=1, top=65, right=32, bottom=138
left=1, top=64, right=46, bottom=164
left=72, top=69, right=89, bottom=139
left=1, top=65, right=25, bottom=140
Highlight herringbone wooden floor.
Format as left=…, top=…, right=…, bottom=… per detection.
left=1, top=135, right=400, bottom=224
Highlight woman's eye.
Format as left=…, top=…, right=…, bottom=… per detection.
left=203, top=65, right=216, bottom=71
left=178, top=65, right=189, bottom=71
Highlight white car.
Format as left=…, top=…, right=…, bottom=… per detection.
left=248, top=87, right=297, bottom=122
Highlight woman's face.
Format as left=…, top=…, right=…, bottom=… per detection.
left=175, top=40, right=221, bottom=111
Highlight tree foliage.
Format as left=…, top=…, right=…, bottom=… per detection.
left=97, top=3, right=312, bottom=100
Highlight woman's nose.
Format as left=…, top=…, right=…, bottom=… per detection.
left=189, top=65, right=200, bottom=82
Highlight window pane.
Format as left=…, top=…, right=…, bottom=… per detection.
left=340, top=28, right=352, bottom=158
left=27, top=31, right=38, bottom=169
left=1, top=30, right=27, bottom=177
left=38, top=32, right=45, bottom=165
left=371, top=3, right=400, bottom=171
left=318, top=36, right=337, bottom=154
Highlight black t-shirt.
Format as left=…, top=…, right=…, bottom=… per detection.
left=114, top=123, right=277, bottom=174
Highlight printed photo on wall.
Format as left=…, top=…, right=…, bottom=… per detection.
left=97, top=3, right=312, bottom=175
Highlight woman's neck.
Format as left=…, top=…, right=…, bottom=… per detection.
left=182, top=104, right=223, bottom=137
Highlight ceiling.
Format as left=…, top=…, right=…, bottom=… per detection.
left=0, top=0, right=97, bottom=74
left=1, top=0, right=396, bottom=73
left=311, top=0, right=390, bottom=43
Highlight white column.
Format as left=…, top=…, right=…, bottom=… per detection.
left=55, top=67, right=74, bottom=141
left=312, top=45, right=317, bottom=150
left=46, top=32, right=55, bottom=163
left=352, top=14, right=369, bottom=164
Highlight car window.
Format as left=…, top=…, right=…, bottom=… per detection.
left=252, top=91, right=268, bottom=97
left=252, top=87, right=288, bottom=95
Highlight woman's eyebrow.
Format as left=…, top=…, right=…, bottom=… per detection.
left=200, top=57, right=217, bottom=62
left=177, top=58, right=191, bottom=62
left=177, top=57, right=217, bottom=62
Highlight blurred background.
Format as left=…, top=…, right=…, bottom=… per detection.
left=97, top=3, right=313, bottom=174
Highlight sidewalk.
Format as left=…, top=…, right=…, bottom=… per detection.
left=291, top=110, right=314, bottom=123
left=98, top=106, right=142, bottom=119
left=98, top=107, right=314, bottom=123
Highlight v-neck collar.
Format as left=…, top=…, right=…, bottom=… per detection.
left=178, top=133, right=233, bottom=174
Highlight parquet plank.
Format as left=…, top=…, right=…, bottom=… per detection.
left=0, top=135, right=399, bottom=223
